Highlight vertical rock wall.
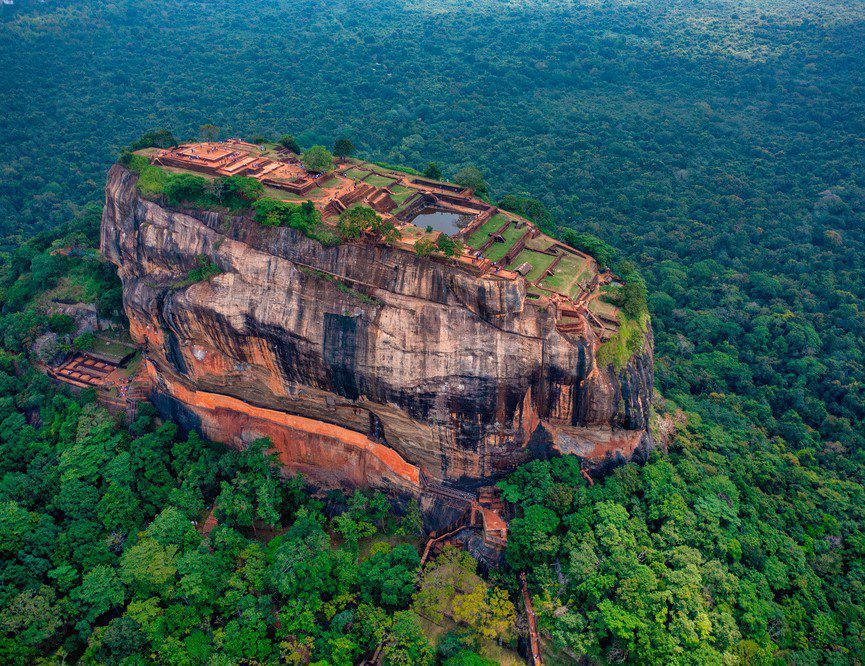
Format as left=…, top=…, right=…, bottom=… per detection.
left=102, top=165, right=653, bottom=491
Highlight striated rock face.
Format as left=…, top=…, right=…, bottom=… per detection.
left=101, top=165, right=653, bottom=494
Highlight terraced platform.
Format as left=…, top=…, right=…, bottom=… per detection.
left=138, top=141, right=622, bottom=338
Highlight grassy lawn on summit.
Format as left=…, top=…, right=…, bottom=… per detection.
left=364, top=173, right=397, bottom=188
left=483, top=223, right=527, bottom=262
left=506, top=249, right=556, bottom=282
left=344, top=167, right=371, bottom=181
left=465, top=213, right=511, bottom=248
left=389, top=185, right=415, bottom=205
left=539, top=253, right=590, bottom=293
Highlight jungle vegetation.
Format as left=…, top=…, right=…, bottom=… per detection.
left=1, top=0, right=864, bottom=663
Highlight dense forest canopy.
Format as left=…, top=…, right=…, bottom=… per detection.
left=1, top=0, right=865, bottom=663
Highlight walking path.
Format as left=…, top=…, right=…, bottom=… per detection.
left=521, top=572, right=543, bottom=665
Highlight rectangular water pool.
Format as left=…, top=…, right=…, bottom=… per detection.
left=409, top=208, right=471, bottom=235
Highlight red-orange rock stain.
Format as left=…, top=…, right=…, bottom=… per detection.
left=146, top=361, right=420, bottom=489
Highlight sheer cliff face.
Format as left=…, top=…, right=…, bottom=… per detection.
left=101, top=165, right=653, bottom=492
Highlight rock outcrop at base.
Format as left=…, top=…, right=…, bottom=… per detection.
left=101, top=164, right=653, bottom=494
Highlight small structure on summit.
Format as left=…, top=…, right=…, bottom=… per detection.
left=514, top=261, right=533, bottom=277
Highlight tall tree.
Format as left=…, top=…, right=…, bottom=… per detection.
left=278, top=135, right=301, bottom=154
left=423, top=163, right=443, bottom=180
left=333, top=137, right=355, bottom=160
left=301, top=145, right=334, bottom=173
left=454, top=167, right=488, bottom=197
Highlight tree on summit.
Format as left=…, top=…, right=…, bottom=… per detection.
left=333, top=137, right=355, bottom=160
left=278, top=135, right=301, bottom=154
left=454, top=166, right=488, bottom=198
left=338, top=205, right=401, bottom=244
left=130, top=129, right=178, bottom=150
left=302, top=145, right=334, bottom=173
left=423, top=163, right=443, bottom=180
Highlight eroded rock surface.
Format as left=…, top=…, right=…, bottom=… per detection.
left=101, top=164, right=653, bottom=493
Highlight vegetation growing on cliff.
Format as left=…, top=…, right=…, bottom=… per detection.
left=250, top=198, right=341, bottom=246
left=297, top=265, right=381, bottom=306
left=596, top=314, right=649, bottom=371
left=413, top=234, right=464, bottom=259
left=122, top=154, right=169, bottom=199
left=596, top=261, right=650, bottom=370
left=123, top=153, right=343, bottom=246
left=253, top=197, right=320, bottom=232
left=123, top=154, right=263, bottom=211
left=338, top=205, right=401, bottom=245
left=174, top=255, right=222, bottom=288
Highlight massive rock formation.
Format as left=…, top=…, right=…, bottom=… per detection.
left=101, top=164, right=653, bottom=496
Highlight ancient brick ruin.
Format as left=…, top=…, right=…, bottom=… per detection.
left=142, top=141, right=623, bottom=342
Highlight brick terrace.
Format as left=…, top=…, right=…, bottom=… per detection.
left=142, top=141, right=621, bottom=338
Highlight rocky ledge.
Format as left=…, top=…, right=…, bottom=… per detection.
left=101, top=164, right=653, bottom=497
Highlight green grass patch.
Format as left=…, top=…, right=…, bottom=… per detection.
left=127, top=154, right=168, bottom=197
left=590, top=296, right=620, bottom=320
left=344, top=167, right=371, bottom=181
left=393, top=194, right=421, bottom=216
left=90, top=336, right=135, bottom=362
left=398, top=225, right=429, bottom=240
left=364, top=173, right=396, bottom=188
left=466, top=213, right=510, bottom=248
left=159, top=165, right=217, bottom=180
left=525, top=235, right=555, bottom=252
left=540, top=253, right=589, bottom=292
left=372, top=161, right=421, bottom=175
left=389, top=185, right=415, bottom=205
left=483, top=223, right=526, bottom=262
left=596, top=312, right=649, bottom=371
left=566, top=270, right=594, bottom=299
left=262, top=186, right=298, bottom=200
left=506, top=249, right=556, bottom=282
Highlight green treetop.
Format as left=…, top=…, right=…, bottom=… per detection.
left=333, top=137, right=355, bottom=159
left=302, top=145, right=334, bottom=173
